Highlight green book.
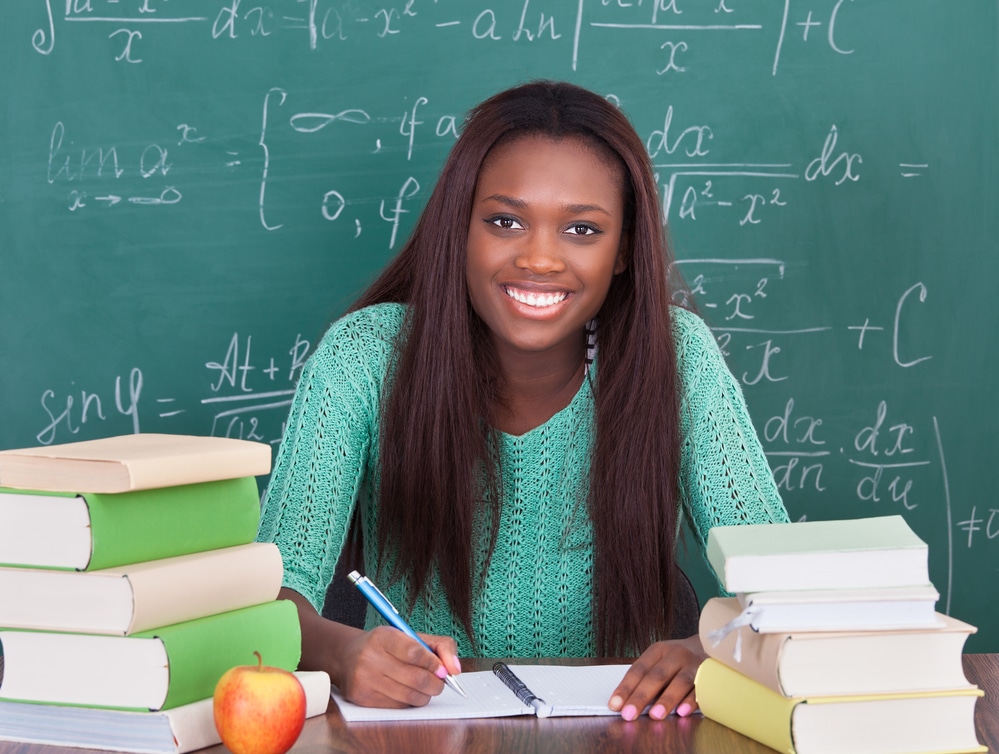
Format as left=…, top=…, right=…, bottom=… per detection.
left=706, top=515, right=929, bottom=593
left=0, top=475, right=261, bottom=570
left=0, top=599, right=301, bottom=711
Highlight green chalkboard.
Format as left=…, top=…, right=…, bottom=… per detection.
left=2, top=1, right=997, bottom=649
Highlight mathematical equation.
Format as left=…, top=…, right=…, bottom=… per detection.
left=687, top=267, right=933, bottom=378
left=34, top=331, right=311, bottom=448
left=692, top=270, right=938, bottom=503
left=35, top=0, right=859, bottom=75
left=756, top=394, right=971, bottom=613
left=44, top=92, right=928, bottom=253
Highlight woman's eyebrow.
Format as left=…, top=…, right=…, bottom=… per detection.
left=480, top=193, right=611, bottom=216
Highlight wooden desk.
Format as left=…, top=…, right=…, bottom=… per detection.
left=1, top=655, right=996, bottom=754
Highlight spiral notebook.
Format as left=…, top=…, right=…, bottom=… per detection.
left=330, top=664, right=631, bottom=722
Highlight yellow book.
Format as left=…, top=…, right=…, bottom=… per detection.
left=694, top=658, right=986, bottom=754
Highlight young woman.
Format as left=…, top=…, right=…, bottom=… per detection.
left=258, top=80, right=789, bottom=721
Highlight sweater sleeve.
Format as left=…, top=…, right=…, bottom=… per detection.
left=673, top=307, right=790, bottom=561
left=256, top=306, right=399, bottom=612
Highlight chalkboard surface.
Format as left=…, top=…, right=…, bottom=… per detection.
left=3, top=2, right=997, bottom=649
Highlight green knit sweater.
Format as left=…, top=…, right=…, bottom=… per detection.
left=257, top=303, right=789, bottom=657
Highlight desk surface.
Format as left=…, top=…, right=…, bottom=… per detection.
left=1, top=655, right=996, bottom=754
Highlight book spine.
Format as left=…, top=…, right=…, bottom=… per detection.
left=143, top=599, right=301, bottom=710
left=86, top=476, right=261, bottom=570
left=699, top=597, right=786, bottom=695
left=694, top=659, right=797, bottom=754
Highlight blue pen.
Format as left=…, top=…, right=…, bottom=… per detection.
left=348, top=570, right=467, bottom=698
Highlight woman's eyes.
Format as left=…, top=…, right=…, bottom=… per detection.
left=486, top=215, right=524, bottom=230
left=485, top=217, right=601, bottom=236
left=566, top=223, right=599, bottom=237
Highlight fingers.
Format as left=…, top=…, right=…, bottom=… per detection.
left=420, top=632, right=462, bottom=676
left=340, top=627, right=449, bottom=707
left=608, top=636, right=705, bottom=721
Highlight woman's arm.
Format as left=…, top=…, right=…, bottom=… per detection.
left=259, top=307, right=461, bottom=706
left=672, top=307, right=790, bottom=548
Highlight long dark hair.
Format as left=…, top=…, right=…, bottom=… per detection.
left=350, top=80, right=689, bottom=655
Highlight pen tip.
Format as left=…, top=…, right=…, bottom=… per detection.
left=447, top=676, right=468, bottom=698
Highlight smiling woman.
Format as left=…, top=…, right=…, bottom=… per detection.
left=256, top=80, right=789, bottom=722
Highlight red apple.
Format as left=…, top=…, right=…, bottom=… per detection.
left=213, top=651, right=307, bottom=754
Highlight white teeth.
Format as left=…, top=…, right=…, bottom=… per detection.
left=504, top=287, right=567, bottom=308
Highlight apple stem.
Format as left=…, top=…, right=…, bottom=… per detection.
left=254, top=650, right=262, bottom=670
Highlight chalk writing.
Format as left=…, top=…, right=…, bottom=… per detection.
left=849, top=284, right=933, bottom=368
left=33, top=334, right=310, bottom=447
left=35, top=369, right=143, bottom=445
left=32, top=0, right=864, bottom=79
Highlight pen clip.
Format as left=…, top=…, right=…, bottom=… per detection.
left=366, top=578, right=399, bottom=615
left=348, top=570, right=400, bottom=616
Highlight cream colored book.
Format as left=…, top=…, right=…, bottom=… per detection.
left=0, top=542, right=283, bottom=634
left=0, top=433, right=271, bottom=493
left=0, top=670, right=330, bottom=754
left=706, top=516, right=929, bottom=593
left=699, top=597, right=975, bottom=697
left=695, top=658, right=986, bottom=754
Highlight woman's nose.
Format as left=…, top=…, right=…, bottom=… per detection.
left=514, top=232, right=565, bottom=274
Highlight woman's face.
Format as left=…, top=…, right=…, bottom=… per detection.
left=465, top=134, right=628, bottom=363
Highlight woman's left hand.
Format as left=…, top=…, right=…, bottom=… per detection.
left=607, top=634, right=707, bottom=721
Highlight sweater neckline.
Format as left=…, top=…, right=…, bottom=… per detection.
left=496, top=370, right=593, bottom=442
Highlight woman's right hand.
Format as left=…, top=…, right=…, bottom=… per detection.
left=336, top=626, right=461, bottom=707
left=279, top=587, right=461, bottom=708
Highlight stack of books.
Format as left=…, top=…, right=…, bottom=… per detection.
left=0, top=433, right=330, bottom=754
left=695, top=515, right=986, bottom=754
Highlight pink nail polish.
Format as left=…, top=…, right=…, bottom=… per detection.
left=622, top=704, right=638, bottom=721
left=435, top=666, right=447, bottom=679
left=676, top=703, right=691, bottom=717
left=455, top=658, right=462, bottom=673
left=650, top=704, right=667, bottom=720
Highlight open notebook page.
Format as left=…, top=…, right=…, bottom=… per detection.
left=331, top=664, right=630, bottom=723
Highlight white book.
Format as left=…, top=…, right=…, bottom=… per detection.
left=332, top=664, right=631, bottom=722
left=0, top=671, right=330, bottom=754
left=706, top=515, right=929, bottom=593
left=736, top=584, right=943, bottom=633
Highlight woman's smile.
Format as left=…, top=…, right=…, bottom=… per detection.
left=502, top=284, right=571, bottom=313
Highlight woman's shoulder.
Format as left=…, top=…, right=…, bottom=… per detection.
left=321, top=301, right=406, bottom=342
left=670, top=305, right=715, bottom=347
left=669, top=305, right=734, bottom=387
left=330, top=301, right=407, bottom=336
left=310, top=302, right=407, bottom=371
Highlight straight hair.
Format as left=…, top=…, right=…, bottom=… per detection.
left=350, top=80, right=689, bottom=655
